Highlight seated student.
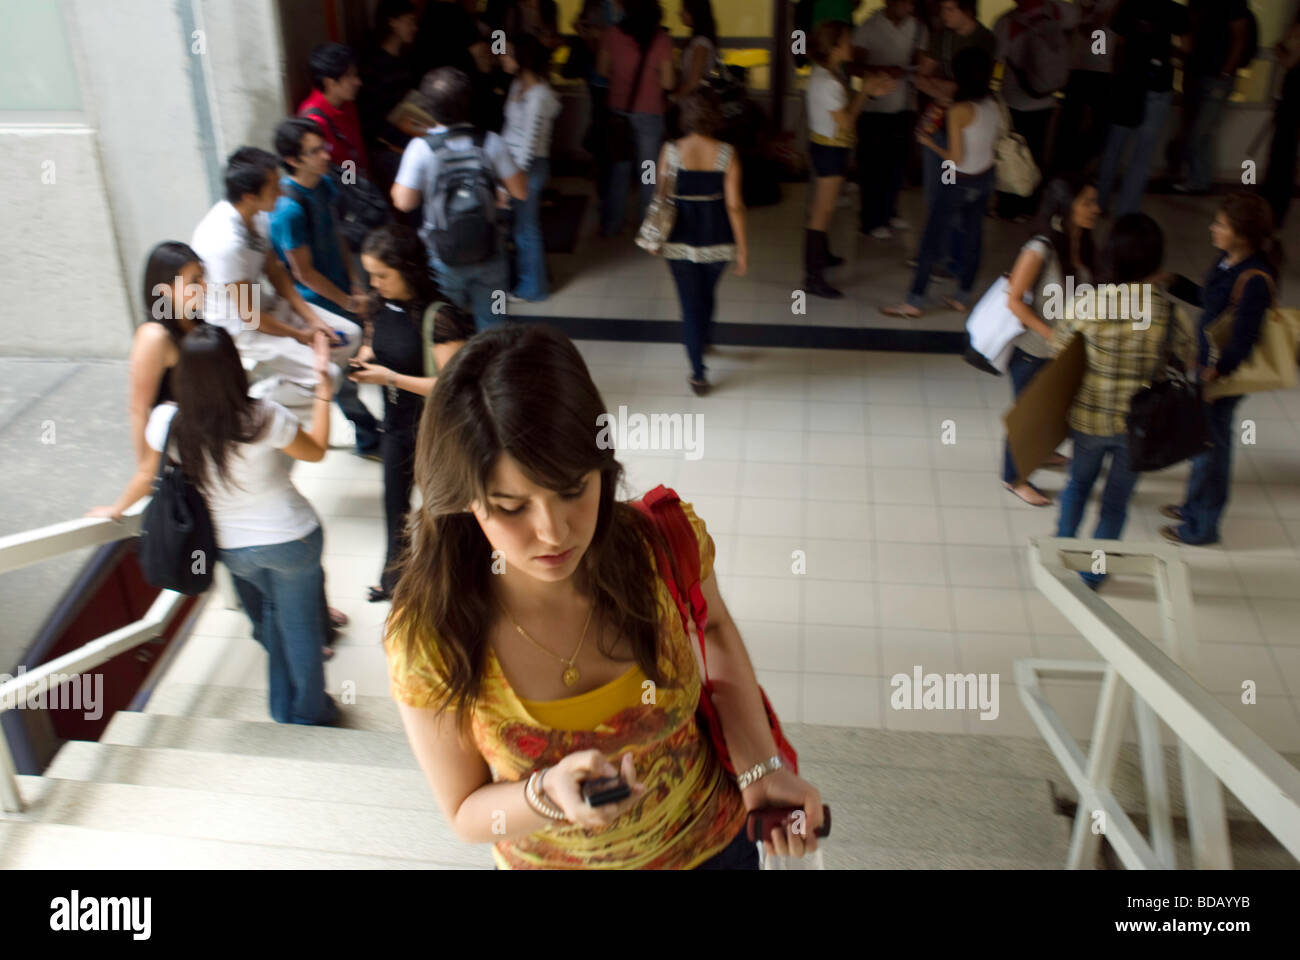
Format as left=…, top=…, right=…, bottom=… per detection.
left=1049, top=213, right=1193, bottom=588
left=348, top=224, right=476, bottom=602
left=391, top=68, right=529, bottom=332
left=384, top=322, right=824, bottom=869
left=90, top=326, right=341, bottom=724
left=270, top=117, right=381, bottom=459
left=298, top=43, right=370, bottom=176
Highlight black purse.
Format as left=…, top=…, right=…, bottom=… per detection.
left=1126, top=312, right=1212, bottom=472
left=138, top=416, right=217, bottom=595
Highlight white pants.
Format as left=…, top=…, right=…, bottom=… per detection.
left=240, top=300, right=362, bottom=422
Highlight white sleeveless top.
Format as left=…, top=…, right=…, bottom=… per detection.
left=956, top=97, right=1001, bottom=176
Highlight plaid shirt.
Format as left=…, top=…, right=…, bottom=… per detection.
left=1047, top=288, right=1195, bottom=437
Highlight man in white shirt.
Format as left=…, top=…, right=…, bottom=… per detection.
left=391, top=68, right=528, bottom=331
left=854, top=0, right=929, bottom=240
left=191, top=148, right=363, bottom=429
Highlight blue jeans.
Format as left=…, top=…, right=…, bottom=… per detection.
left=512, top=157, right=550, bottom=301
left=921, top=144, right=962, bottom=271
left=1001, top=347, right=1051, bottom=484
left=1176, top=394, right=1242, bottom=544
left=601, top=110, right=664, bottom=235
left=1098, top=89, right=1173, bottom=217
left=668, top=259, right=727, bottom=380
left=908, top=167, right=994, bottom=309
left=1181, top=75, right=1233, bottom=191
left=220, top=525, right=338, bottom=726
left=431, top=253, right=509, bottom=333
left=1056, top=431, right=1141, bottom=586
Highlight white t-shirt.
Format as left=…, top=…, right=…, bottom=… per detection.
left=806, top=65, right=848, bottom=142
left=145, top=400, right=320, bottom=551
left=190, top=200, right=275, bottom=340
left=955, top=97, right=1003, bottom=175
left=501, top=80, right=562, bottom=170
left=853, top=11, right=928, bottom=114
left=394, top=126, right=521, bottom=250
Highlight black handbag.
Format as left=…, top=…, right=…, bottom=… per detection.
left=138, top=416, right=217, bottom=595
left=1126, top=314, right=1212, bottom=472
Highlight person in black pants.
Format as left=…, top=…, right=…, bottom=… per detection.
left=348, top=225, right=475, bottom=601
left=1160, top=193, right=1286, bottom=547
left=1263, top=11, right=1300, bottom=229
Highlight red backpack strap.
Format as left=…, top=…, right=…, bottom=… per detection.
left=632, top=485, right=712, bottom=683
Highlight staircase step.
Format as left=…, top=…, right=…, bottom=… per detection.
left=100, top=711, right=414, bottom=766
left=0, top=820, right=467, bottom=870
left=11, top=775, right=488, bottom=868
left=145, top=682, right=403, bottom=733
left=45, top=740, right=435, bottom=810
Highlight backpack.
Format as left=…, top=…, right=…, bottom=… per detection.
left=300, top=107, right=392, bottom=248
left=422, top=126, right=498, bottom=267
left=1005, top=4, right=1070, bottom=99
left=138, top=414, right=218, bottom=596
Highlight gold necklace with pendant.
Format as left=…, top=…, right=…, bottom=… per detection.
left=502, top=599, right=595, bottom=688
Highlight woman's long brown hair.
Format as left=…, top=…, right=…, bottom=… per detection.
left=388, top=323, right=683, bottom=726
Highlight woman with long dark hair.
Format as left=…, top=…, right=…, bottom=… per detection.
left=596, top=0, right=676, bottom=236
left=1161, top=192, right=1286, bottom=547
left=348, top=225, right=476, bottom=602
left=128, top=242, right=208, bottom=468
left=675, top=0, right=718, bottom=100
left=385, top=323, right=823, bottom=869
left=90, top=325, right=340, bottom=725
left=995, top=175, right=1100, bottom=507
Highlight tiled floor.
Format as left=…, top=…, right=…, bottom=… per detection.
left=173, top=181, right=1300, bottom=762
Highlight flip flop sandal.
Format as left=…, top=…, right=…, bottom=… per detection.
left=1004, top=482, right=1052, bottom=507
left=880, top=305, right=923, bottom=318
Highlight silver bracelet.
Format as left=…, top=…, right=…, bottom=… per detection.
left=735, top=755, right=783, bottom=792
left=524, top=768, right=566, bottom=822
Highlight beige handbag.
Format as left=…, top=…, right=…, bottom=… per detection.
left=1205, top=270, right=1300, bottom=400
left=994, top=97, right=1040, bottom=198
left=636, top=142, right=681, bottom=256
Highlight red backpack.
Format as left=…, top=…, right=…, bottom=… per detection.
left=632, top=484, right=798, bottom=777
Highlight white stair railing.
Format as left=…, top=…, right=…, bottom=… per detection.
left=0, top=502, right=201, bottom=813
left=1019, top=537, right=1300, bottom=869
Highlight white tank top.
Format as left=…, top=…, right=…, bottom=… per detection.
left=956, top=97, right=1000, bottom=176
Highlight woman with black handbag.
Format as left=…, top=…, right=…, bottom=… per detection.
left=384, top=323, right=823, bottom=868
left=1048, top=213, right=1192, bottom=589
left=1160, top=193, right=1285, bottom=547
left=89, top=326, right=341, bottom=726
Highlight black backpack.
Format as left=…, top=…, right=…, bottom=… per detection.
left=301, top=108, right=392, bottom=248
left=422, top=126, right=498, bottom=267
left=138, top=415, right=217, bottom=595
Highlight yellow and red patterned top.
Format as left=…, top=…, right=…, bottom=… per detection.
left=384, top=501, right=746, bottom=869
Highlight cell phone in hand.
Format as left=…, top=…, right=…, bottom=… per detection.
left=745, top=805, right=832, bottom=843
left=580, top=776, right=630, bottom=807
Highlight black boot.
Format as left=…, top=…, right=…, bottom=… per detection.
left=804, top=229, right=843, bottom=299
left=824, top=235, right=844, bottom=268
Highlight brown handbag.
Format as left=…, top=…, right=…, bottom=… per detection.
left=1205, top=270, right=1300, bottom=400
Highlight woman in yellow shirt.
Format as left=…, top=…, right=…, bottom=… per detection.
left=384, top=323, right=823, bottom=869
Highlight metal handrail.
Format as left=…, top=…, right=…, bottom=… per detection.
left=1022, top=537, right=1300, bottom=868
left=0, top=500, right=189, bottom=814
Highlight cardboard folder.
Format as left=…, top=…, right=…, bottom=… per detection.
left=1002, top=334, right=1086, bottom=485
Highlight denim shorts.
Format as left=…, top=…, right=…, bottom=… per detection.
left=809, top=142, right=851, bottom=178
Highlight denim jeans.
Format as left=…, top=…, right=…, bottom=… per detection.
left=921, top=144, right=962, bottom=271
left=908, top=167, right=994, bottom=309
left=431, top=252, right=510, bottom=333
left=1056, top=431, right=1141, bottom=586
left=1181, top=75, right=1234, bottom=191
left=1098, top=89, right=1173, bottom=217
left=601, top=110, right=664, bottom=235
left=1001, top=346, right=1051, bottom=484
left=1176, top=394, right=1242, bottom=544
left=668, top=259, right=727, bottom=380
left=220, top=525, right=338, bottom=726
left=512, top=157, right=551, bottom=301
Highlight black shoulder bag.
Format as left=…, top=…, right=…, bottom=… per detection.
left=138, top=415, right=218, bottom=595
left=1126, top=309, right=1212, bottom=472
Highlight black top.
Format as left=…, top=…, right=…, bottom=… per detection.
left=144, top=318, right=181, bottom=406
left=1112, top=0, right=1190, bottom=95
left=414, top=1, right=481, bottom=79
left=371, top=300, right=428, bottom=428
left=1186, top=0, right=1251, bottom=77
left=1168, top=252, right=1274, bottom=377
left=359, top=46, right=419, bottom=148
